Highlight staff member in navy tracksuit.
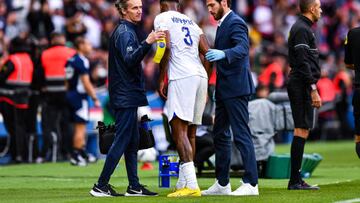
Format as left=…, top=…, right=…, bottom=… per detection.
left=202, top=0, right=259, bottom=196
left=90, top=0, right=164, bottom=197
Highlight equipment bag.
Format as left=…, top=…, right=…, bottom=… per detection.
left=97, top=115, right=155, bottom=154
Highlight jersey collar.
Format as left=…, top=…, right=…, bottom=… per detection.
left=120, top=19, right=138, bottom=30
left=299, top=15, right=314, bottom=26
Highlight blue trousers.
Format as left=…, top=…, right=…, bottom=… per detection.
left=98, top=107, right=140, bottom=187
left=213, top=96, right=258, bottom=185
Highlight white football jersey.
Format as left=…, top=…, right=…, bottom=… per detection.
left=154, top=11, right=207, bottom=81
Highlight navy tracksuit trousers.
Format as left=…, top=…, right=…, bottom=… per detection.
left=98, top=107, right=140, bottom=187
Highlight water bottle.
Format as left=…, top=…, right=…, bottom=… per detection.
left=160, top=156, right=170, bottom=187
left=153, top=38, right=166, bottom=63
left=140, top=115, right=151, bottom=131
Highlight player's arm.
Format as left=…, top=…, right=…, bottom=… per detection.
left=0, top=60, right=14, bottom=84
left=158, top=30, right=171, bottom=100
left=199, top=34, right=212, bottom=77
left=221, top=20, right=249, bottom=64
left=344, top=30, right=354, bottom=70
left=346, top=64, right=355, bottom=70
left=117, top=31, right=164, bottom=68
left=80, top=73, right=100, bottom=107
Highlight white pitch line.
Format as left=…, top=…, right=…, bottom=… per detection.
left=42, top=178, right=76, bottom=182
left=320, top=180, right=352, bottom=186
left=334, top=198, right=360, bottom=203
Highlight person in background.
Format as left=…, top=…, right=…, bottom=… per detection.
left=66, top=10, right=87, bottom=43
left=24, top=35, right=46, bottom=162
left=38, top=32, right=75, bottom=163
left=344, top=25, right=360, bottom=158
left=0, top=37, right=34, bottom=163
left=66, top=37, right=100, bottom=166
left=27, top=0, right=54, bottom=41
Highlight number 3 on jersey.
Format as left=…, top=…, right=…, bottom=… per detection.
left=182, top=26, right=193, bottom=46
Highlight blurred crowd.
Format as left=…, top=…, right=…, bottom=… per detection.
left=0, top=0, right=356, bottom=89
left=0, top=0, right=358, bottom=88
left=0, top=0, right=359, bottom=163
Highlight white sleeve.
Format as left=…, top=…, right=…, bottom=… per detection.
left=154, top=14, right=168, bottom=31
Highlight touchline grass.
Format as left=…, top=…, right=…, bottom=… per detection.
left=0, top=141, right=359, bottom=203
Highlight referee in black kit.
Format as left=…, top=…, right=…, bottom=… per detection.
left=286, top=0, right=322, bottom=190
left=344, top=26, right=360, bottom=159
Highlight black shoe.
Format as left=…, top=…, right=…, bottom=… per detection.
left=15, top=156, right=23, bottom=164
left=78, top=149, right=97, bottom=163
left=70, top=150, right=87, bottom=167
left=79, top=149, right=89, bottom=160
left=125, top=184, right=158, bottom=196
left=90, top=184, right=123, bottom=197
left=288, top=180, right=320, bottom=190
left=356, top=142, right=360, bottom=159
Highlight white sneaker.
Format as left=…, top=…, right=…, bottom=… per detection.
left=230, top=181, right=259, bottom=196
left=87, top=154, right=97, bottom=163
left=70, top=154, right=87, bottom=167
left=35, top=157, right=45, bottom=164
left=201, top=180, right=231, bottom=196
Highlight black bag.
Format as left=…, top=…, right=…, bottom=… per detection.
left=138, top=115, right=156, bottom=150
left=97, top=115, right=155, bottom=154
left=97, top=121, right=116, bottom=154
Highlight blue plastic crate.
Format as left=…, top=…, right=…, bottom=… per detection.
left=158, top=154, right=179, bottom=188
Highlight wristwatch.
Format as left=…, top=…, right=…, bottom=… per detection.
left=311, top=84, right=317, bottom=91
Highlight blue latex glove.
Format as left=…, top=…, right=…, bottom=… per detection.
left=205, top=49, right=226, bottom=62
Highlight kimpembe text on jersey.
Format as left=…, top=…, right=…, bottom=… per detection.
left=171, top=16, right=194, bottom=25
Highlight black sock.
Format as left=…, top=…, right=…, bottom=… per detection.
left=290, top=136, right=306, bottom=184
left=72, top=149, right=79, bottom=156
left=218, top=179, right=229, bottom=187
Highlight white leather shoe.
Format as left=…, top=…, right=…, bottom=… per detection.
left=201, top=180, right=231, bottom=196
left=230, top=181, right=259, bottom=196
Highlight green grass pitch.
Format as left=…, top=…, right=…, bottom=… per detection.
left=0, top=141, right=359, bottom=203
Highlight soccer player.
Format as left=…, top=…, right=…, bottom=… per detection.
left=155, top=0, right=211, bottom=197
left=66, top=37, right=100, bottom=166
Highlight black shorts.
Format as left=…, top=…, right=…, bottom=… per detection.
left=352, top=88, right=360, bottom=134
left=287, top=79, right=315, bottom=129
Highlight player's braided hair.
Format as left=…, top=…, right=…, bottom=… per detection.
left=115, top=0, right=129, bottom=18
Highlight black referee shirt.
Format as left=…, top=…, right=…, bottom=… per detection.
left=345, top=26, right=360, bottom=86
left=288, top=15, right=320, bottom=85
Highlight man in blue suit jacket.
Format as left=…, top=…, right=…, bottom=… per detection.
left=202, top=0, right=259, bottom=196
